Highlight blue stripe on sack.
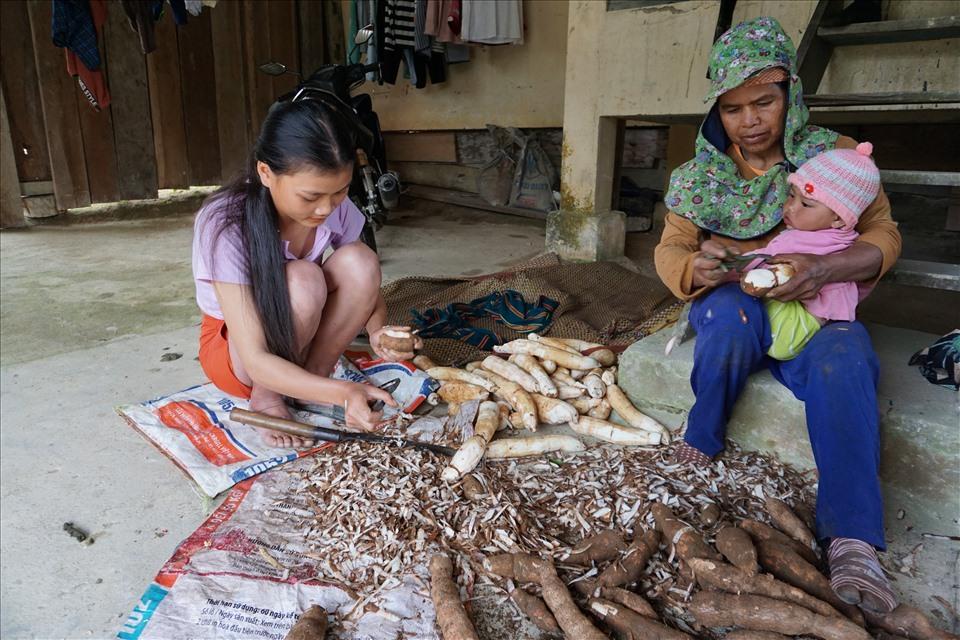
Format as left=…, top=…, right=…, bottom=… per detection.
left=117, top=583, right=169, bottom=639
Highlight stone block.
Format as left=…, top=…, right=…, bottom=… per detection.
left=618, top=324, right=960, bottom=533
left=546, top=209, right=625, bottom=261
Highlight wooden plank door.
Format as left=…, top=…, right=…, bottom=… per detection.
left=178, top=8, right=222, bottom=186
left=147, top=12, right=190, bottom=189
left=211, top=1, right=251, bottom=182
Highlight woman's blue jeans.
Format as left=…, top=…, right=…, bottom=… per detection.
left=686, top=283, right=885, bottom=548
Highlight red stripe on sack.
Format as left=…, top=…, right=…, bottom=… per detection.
left=157, top=401, right=248, bottom=467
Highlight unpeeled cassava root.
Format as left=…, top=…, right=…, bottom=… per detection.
left=595, top=528, right=661, bottom=588
left=650, top=503, right=722, bottom=564
left=739, top=519, right=820, bottom=566
left=686, top=557, right=842, bottom=619
left=864, top=605, right=957, bottom=640
left=285, top=605, right=328, bottom=640
left=715, top=525, right=759, bottom=575
left=412, top=354, right=437, bottom=370
left=437, top=382, right=488, bottom=405
left=428, top=554, right=480, bottom=640
left=764, top=497, right=818, bottom=551
left=506, top=582, right=560, bottom=633
left=588, top=598, right=692, bottom=640
left=562, top=530, right=628, bottom=565
left=537, top=561, right=608, bottom=640
left=690, top=591, right=870, bottom=640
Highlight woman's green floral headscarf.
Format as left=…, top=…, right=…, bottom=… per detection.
left=665, top=17, right=839, bottom=239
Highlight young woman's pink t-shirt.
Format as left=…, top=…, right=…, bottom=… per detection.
left=192, top=194, right=366, bottom=319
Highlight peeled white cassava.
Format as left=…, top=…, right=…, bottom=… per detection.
left=741, top=264, right=795, bottom=297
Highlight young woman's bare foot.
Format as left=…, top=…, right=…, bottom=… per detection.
left=249, top=385, right=314, bottom=449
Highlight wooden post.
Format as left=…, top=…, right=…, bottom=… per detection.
left=1, top=84, right=26, bottom=228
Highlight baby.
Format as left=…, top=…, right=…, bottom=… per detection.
left=745, top=142, right=881, bottom=360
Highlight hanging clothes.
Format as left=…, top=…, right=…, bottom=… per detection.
left=380, top=0, right=445, bottom=87
left=121, top=0, right=159, bottom=54
left=424, top=0, right=463, bottom=43
left=461, top=0, right=524, bottom=45
left=53, top=0, right=111, bottom=110
left=51, top=0, right=102, bottom=71
left=184, top=0, right=203, bottom=17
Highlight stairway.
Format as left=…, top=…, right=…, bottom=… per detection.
left=797, top=0, right=960, bottom=292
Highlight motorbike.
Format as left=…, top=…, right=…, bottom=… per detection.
left=259, top=26, right=399, bottom=253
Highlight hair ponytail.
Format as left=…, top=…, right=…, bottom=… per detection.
left=203, top=99, right=357, bottom=364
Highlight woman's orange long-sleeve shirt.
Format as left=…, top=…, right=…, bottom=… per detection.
left=654, top=136, right=902, bottom=301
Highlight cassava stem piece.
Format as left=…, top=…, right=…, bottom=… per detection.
left=689, top=591, right=870, bottom=640
left=715, top=525, right=759, bottom=575
left=429, top=554, right=480, bottom=640
left=285, top=605, right=328, bottom=640
left=484, top=435, right=585, bottom=459
left=650, top=503, right=722, bottom=563
left=765, top=497, right=818, bottom=551
left=537, top=561, right=608, bottom=640
left=506, top=582, right=561, bottom=633
left=686, top=557, right=842, bottom=619
left=607, top=384, right=671, bottom=442
left=562, top=530, right=628, bottom=566
left=596, top=528, right=661, bottom=588
left=587, top=598, right=692, bottom=640
left=508, top=353, right=558, bottom=397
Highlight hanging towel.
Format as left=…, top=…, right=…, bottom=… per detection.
left=411, top=290, right=559, bottom=349
left=461, top=0, right=523, bottom=45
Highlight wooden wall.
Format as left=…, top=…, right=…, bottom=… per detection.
left=0, top=0, right=343, bottom=225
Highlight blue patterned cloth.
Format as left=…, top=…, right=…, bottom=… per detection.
left=411, top=290, right=559, bottom=349
left=51, top=0, right=101, bottom=71
left=909, top=330, right=960, bottom=390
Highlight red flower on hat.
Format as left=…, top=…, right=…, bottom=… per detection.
left=804, top=183, right=815, bottom=194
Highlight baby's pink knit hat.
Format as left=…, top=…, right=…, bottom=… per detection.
left=788, top=142, right=881, bottom=230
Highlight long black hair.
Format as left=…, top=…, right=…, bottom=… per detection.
left=204, top=99, right=356, bottom=364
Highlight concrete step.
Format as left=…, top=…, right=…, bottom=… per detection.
left=618, top=323, right=960, bottom=535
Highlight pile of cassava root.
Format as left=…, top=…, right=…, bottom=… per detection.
left=409, top=334, right=672, bottom=484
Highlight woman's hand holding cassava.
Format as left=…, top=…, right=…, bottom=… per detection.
left=369, top=325, right=423, bottom=362
left=766, top=253, right=829, bottom=301
left=692, top=239, right=743, bottom=289
left=338, top=381, right=397, bottom=432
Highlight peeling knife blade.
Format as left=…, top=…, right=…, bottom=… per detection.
left=665, top=302, right=693, bottom=356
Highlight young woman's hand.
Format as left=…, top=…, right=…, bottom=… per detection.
left=766, top=253, right=829, bottom=301
left=369, top=325, right=423, bottom=362
left=340, top=381, right=398, bottom=431
left=692, top=240, right=742, bottom=288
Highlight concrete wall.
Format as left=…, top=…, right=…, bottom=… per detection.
left=559, top=0, right=960, bottom=217
left=343, top=0, right=569, bottom=131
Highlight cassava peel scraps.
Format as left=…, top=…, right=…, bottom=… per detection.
left=690, top=591, right=871, bottom=640
left=429, top=554, right=480, bottom=640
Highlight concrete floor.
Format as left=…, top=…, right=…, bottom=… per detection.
left=2, top=194, right=957, bottom=637
left=0, top=196, right=547, bottom=638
